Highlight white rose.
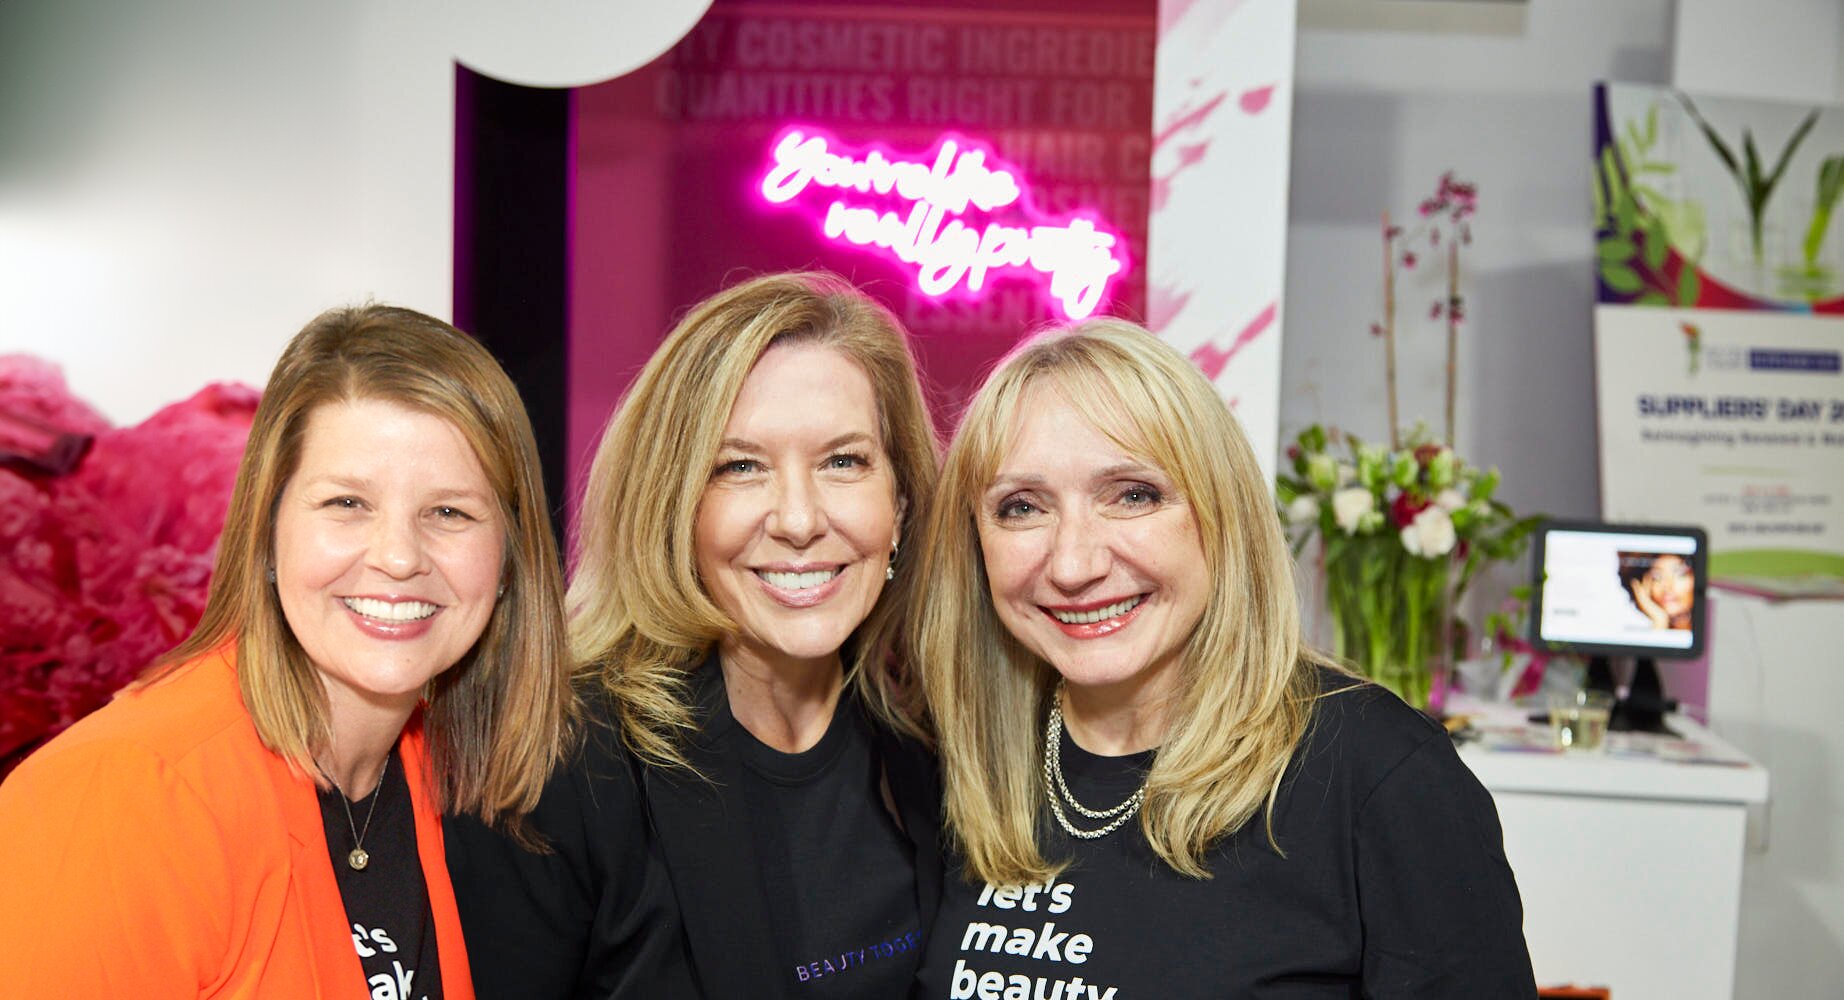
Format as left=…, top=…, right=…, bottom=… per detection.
left=1331, top=488, right=1374, bottom=534
left=1400, top=505, right=1458, bottom=557
left=1434, top=488, right=1467, bottom=512
left=1286, top=495, right=1321, bottom=525
left=1335, top=462, right=1358, bottom=486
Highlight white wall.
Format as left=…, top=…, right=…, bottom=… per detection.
left=1674, top=0, right=1841, bottom=103
left=0, top=0, right=708, bottom=426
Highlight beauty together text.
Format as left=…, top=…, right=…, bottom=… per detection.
left=793, top=930, right=924, bottom=985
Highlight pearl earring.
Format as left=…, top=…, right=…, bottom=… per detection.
left=887, top=540, right=899, bottom=582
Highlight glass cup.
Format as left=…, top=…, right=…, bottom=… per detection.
left=1548, top=690, right=1615, bottom=752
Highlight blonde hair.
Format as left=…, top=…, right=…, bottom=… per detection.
left=570, top=272, right=940, bottom=768
left=913, top=318, right=1342, bottom=883
left=148, top=304, right=572, bottom=833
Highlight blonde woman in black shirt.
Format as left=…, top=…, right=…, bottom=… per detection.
left=910, top=320, right=1536, bottom=999
left=448, top=272, right=941, bottom=999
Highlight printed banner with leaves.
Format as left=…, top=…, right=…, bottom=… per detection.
left=1593, top=83, right=1844, bottom=598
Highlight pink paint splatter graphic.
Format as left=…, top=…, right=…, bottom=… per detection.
left=1159, top=0, right=1249, bottom=36
left=1188, top=301, right=1276, bottom=382
left=1238, top=84, right=1276, bottom=115
left=1147, top=285, right=1194, bottom=331
left=1153, top=91, right=1228, bottom=150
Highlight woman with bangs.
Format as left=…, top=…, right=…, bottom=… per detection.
left=910, top=319, right=1535, bottom=998
left=0, top=305, right=579, bottom=998
left=447, top=272, right=941, bottom=999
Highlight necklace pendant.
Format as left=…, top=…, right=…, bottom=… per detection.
left=348, top=847, right=370, bottom=871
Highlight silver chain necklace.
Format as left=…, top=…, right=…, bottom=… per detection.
left=322, top=750, right=389, bottom=871
left=1041, top=683, right=1146, bottom=840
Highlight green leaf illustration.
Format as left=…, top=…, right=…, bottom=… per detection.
left=1603, top=263, right=1643, bottom=293
left=1598, top=237, right=1635, bottom=262
left=1614, top=194, right=1637, bottom=236
left=1803, top=154, right=1844, bottom=268
left=1677, top=263, right=1702, bottom=305
left=1680, top=93, right=1820, bottom=263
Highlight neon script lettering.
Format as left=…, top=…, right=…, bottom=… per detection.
left=760, top=129, right=1125, bottom=320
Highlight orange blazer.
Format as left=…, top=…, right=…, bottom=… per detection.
left=0, top=646, right=475, bottom=999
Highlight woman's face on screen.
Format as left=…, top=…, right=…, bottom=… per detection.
left=1643, top=554, right=1694, bottom=621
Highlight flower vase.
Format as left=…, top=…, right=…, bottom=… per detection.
left=1322, top=533, right=1455, bottom=712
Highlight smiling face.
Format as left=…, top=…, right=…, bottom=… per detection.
left=694, top=341, right=901, bottom=675
left=273, top=398, right=505, bottom=718
left=1643, top=553, right=1695, bottom=622
left=977, top=381, right=1210, bottom=703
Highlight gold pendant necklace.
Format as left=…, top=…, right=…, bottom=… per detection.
left=323, top=750, right=389, bottom=871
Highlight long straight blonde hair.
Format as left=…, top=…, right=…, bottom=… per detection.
left=570, top=272, right=940, bottom=768
left=147, top=304, right=573, bottom=832
left=913, top=319, right=1341, bottom=884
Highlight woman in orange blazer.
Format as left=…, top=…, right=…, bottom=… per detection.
left=0, top=305, right=587, bottom=998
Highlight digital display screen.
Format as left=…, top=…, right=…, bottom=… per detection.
left=1533, top=524, right=1706, bottom=656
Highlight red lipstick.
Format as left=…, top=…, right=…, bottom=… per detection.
left=1040, top=594, right=1146, bottom=639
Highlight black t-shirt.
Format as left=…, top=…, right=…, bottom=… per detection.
left=719, top=690, right=924, bottom=996
left=445, top=656, right=937, bottom=1000
left=317, top=752, right=443, bottom=1000
left=915, top=670, right=1536, bottom=1000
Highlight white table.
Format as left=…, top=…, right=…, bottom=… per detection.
left=1451, top=698, right=1769, bottom=1000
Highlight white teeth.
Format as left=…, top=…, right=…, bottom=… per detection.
left=1050, top=595, right=1142, bottom=625
left=757, top=569, right=840, bottom=591
left=343, top=598, right=438, bottom=622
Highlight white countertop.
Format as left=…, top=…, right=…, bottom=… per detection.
left=1448, top=695, right=1770, bottom=806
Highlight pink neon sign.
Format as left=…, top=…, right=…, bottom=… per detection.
left=759, top=127, right=1127, bottom=320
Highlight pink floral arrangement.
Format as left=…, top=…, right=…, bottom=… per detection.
left=1, top=356, right=257, bottom=774
left=1369, top=171, right=1477, bottom=449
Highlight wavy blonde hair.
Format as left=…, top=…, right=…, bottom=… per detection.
left=570, top=272, right=940, bottom=768
left=148, top=304, right=573, bottom=833
left=913, top=318, right=1342, bottom=883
